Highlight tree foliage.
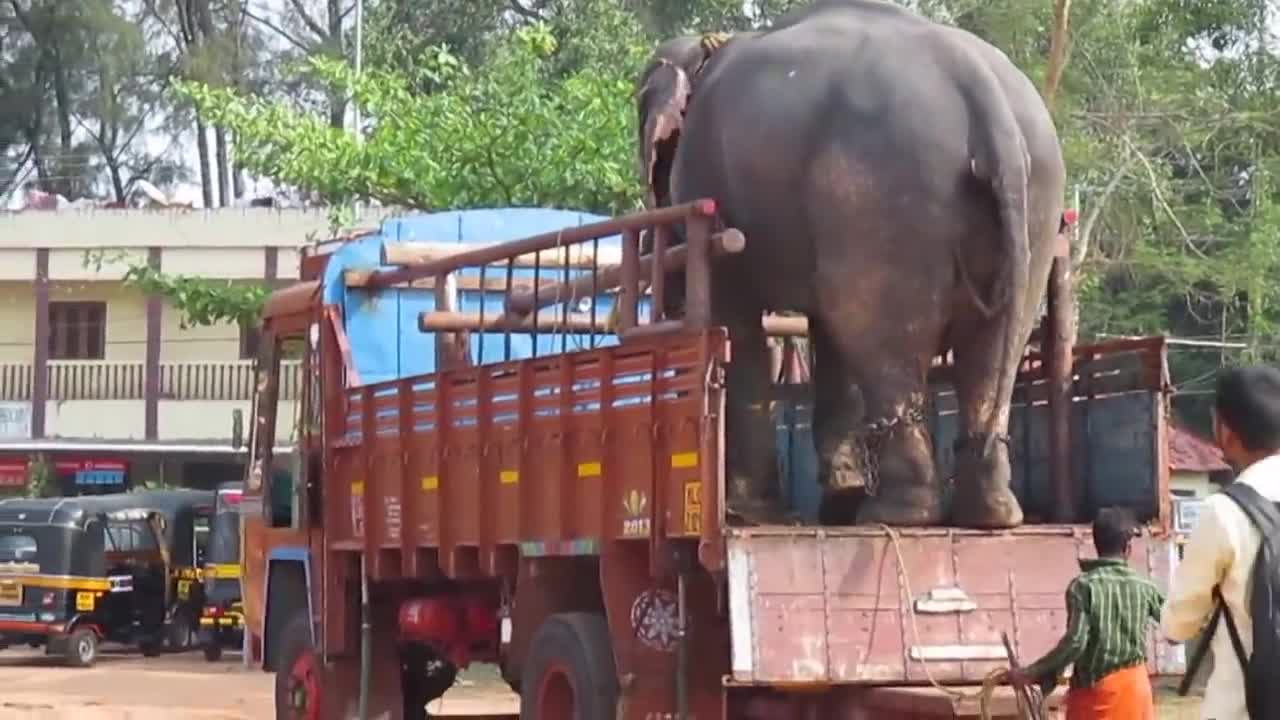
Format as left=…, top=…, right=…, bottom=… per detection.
left=75, top=0, right=1280, bottom=430
left=175, top=10, right=648, bottom=214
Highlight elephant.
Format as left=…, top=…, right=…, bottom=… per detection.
left=635, top=0, right=1066, bottom=528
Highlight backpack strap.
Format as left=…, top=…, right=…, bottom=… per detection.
left=1212, top=483, right=1280, bottom=675
left=1220, top=481, right=1280, bottom=538
left=1178, top=600, right=1224, bottom=696
left=1215, top=586, right=1251, bottom=674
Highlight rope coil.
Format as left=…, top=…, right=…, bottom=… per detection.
left=880, top=523, right=1053, bottom=719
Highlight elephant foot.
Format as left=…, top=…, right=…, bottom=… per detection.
left=818, top=487, right=864, bottom=526
left=856, top=489, right=945, bottom=527
left=823, top=442, right=867, bottom=492
left=950, top=482, right=1023, bottom=529
left=950, top=437, right=1024, bottom=529
left=726, top=497, right=790, bottom=527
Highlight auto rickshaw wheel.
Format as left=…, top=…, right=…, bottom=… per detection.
left=203, top=639, right=224, bottom=662
left=65, top=628, right=98, bottom=668
left=141, top=637, right=163, bottom=657
left=166, top=610, right=194, bottom=651
left=274, top=614, right=320, bottom=720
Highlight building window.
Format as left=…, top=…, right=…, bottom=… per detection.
left=48, top=302, right=106, bottom=360
left=239, top=322, right=261, bottom=360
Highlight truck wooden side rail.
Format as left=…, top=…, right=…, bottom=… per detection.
left=241, top=202, right=1179, bottom=720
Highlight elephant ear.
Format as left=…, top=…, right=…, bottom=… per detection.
left=638, top=60, right=692, bottom=207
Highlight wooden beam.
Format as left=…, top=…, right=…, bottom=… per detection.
left=418, top=310, right=809, bottom=337
left=383, top=241, right=624, bottom=269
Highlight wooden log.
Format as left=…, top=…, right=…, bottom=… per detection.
left=1046, top=254, right=1076, bottom=522
left=366, top=199, right=718, bottom=288
left=504, top=228, right=746, bottom=315
left=382, top=241, right=624, bottom=269
left=343, top=270, right=556, bottom=292
left=418, top=310, right=810, bottom=337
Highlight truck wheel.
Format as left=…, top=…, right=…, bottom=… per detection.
left=65, top=628, right=98, bottom=668
left=274, top=613, right=320, bottom=720
left=519, top=613, right=617, bottom=720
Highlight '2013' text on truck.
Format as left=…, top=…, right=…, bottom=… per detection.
left=236, top=201, right=1183, bottom=719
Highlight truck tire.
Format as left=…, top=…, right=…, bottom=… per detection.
left=518, top=613, right=617, bottom=720
left=274, top=613, right=320, bottom=720
left=64, top=628, right=98, bottom=668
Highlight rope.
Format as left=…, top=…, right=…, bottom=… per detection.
left=699, top=32, right=734, bottom=54
left=879, top=523, right=1052, bottom=720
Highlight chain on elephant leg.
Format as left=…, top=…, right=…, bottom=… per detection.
left=851, top=404, right=944, bottom=527
left=949, top=431, right=1024, bottom=529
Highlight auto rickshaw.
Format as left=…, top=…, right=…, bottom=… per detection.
left=199, top=481, right=244, bottom=661
left=85, top=489, right=216, bottom=651
left=0, top=497, right=171, bottom=666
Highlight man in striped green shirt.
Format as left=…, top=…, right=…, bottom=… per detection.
left=1005, top=507, right=1164, bottom=719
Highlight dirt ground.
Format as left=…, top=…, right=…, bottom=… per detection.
left=0, top=647, right=518, bottom=719
left=0, top=645, right=1203, bottom=719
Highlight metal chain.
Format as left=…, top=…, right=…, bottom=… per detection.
left=857, top=405, right=928, bottom=496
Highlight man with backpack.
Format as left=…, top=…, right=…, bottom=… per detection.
left=1162, top=365, right=1280, bottom=720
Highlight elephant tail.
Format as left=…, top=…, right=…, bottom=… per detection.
left=963, top=62, right=1032, bottom=446
left=955, top=90, right=1030, bottom=321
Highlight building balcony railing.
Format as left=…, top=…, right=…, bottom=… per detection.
left=0, top=360, right=302, bottom=402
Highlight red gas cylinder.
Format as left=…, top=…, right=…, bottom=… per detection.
left=398, top=597, right=461, bottom=648
left=459, top=595, right=499, bottom=641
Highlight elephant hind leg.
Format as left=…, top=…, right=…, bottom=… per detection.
left=947, top=318, right=1025, bottom=529
left=721, top=304, right=786, bottom=525
left=811, top=313, right=944, bottom=527
left=811, top=319, right=868, bottom=525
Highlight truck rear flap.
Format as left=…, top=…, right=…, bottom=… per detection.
left=735, top=336, right=1181, bottom=687
left=726, top=526, right=1184, bottom=686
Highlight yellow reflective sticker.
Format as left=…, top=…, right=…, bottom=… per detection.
left=671, top=452, right=699, bottom=469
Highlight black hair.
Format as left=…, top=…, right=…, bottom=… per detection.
left=1214, top=366, right=1280, bottom=453
left=1093, top=506, right=1137, bottom=557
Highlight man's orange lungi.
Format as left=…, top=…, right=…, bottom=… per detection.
left=1064, top=664, right=1154, bottom=720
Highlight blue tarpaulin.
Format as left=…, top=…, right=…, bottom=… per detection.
left=321, top=208, right=651, bottom=386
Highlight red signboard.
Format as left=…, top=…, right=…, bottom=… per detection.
left=0, top=460, right=28, bottom=487
left=54, top=459, right=127, bottom=473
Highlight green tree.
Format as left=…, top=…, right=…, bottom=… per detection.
left=178, top=20, right=645, bottom=214
left=105, top=0, right=1280, bottom=432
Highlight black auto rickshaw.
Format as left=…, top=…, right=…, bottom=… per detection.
left=0, top=496, right=171, bottom=666
left=199, top=481, right=244, bottom=661
left=85, top=489, right=216, bottom=651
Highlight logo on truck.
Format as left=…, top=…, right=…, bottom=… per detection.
left=622, top=490, right=650, bottom=537
left=630, top=588, right=680, bottom=653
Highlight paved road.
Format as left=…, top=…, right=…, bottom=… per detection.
left=0, top=645, right=1202, bottom=720
left=0, top=648, right=518, bottom=719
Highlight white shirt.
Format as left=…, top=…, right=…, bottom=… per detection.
left=1161, top=453, right=1280, bottom=720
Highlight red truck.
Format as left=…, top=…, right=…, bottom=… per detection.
left=238, top=201, right=1183, bottom=719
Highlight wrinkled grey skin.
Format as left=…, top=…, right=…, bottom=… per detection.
left=636, top=0, right=1065, bottom=528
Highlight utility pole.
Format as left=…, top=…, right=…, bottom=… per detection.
left=353, top=0, right=363, bottom=140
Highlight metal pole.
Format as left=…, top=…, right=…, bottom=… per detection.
left=676, top=573, right=689, bottom=720
left=352, top=0, right=362, bottom=137
left=358, top=555, right=371, bottom=720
